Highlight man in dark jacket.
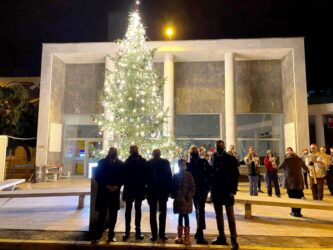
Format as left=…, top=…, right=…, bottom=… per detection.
left=92, top=147, right=124, bottom=243
left=123, top=145, right=147, bottom=240
left=146, top=149, right=172, bottom=241
left=278, top=147, right=308, bottom=217
left=210, top=140, right=240, bottom=250
left=187, top=145, right=212, bottom=244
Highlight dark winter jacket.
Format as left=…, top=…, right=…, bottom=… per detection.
left=187, top=156, right=212, bottom=198
left=278, top=153, right=308, bottom=190
left=123, top=154, right=147, bottom=201
left=146, top=157, right=172, bottom=201
left=95, top=157, right=124, bottom=211
left=211, top=151, right=240, bottom=205
left=171, top=170, right=195, bottom=214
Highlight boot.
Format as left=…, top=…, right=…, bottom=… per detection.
left=231, top=237, right=239, bottom=250
left=175, top=226, right=183, bottom=244
left=183, top=226, right=190, bottom=245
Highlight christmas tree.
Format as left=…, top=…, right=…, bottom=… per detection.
left=96, top=10, right=174, bottom=159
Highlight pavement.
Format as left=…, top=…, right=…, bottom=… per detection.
left=0, top=177, right=332, bottom=249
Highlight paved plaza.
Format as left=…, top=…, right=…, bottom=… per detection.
left=0, top=178, right=333, bottom=249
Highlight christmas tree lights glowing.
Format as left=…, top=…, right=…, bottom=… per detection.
left=95, top=10, right=174, bottom=159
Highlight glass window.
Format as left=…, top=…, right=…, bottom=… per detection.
left=237, top=113, right=283, bottom=162
left=175, top=114, right=220, bottom=138
left=65, top=125, right=102, bottom=138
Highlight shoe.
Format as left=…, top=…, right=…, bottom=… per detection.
left=183, top=226, right=191, bottom=245
left=196, top=237, right=208, bottom=244
left=122, top=232, right=130, bottom=241
left=107, top=237, right=117, bottom=242
left=258, top=190, right=264, bottom=193
left=195, top=229, right=208, bottom=244
left=135, top=232, right=144, bottom=240
left=91, top=238, right=100, bottom=244
left=268, top=194, right=272, bottom=197
left=150, top=235, right=157, bottom=241
left=231, top=237, right=239, bottom=250
left=276, top=194, right=281, bottom=198
left=175, top=226, right=183, bottom=244
left=159, top=234, right=168, bottom=240
left=295, top=213, right=303, bottom=217
left=212, top=236, right=228, bottom=245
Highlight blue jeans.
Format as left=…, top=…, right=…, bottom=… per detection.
left=248, top=175, right=258, bottom=196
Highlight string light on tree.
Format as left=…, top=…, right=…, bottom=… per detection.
left=95, top=9, right=174, bottom=159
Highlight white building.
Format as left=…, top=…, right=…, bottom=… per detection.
left=36, top=38, right=309, bottom=176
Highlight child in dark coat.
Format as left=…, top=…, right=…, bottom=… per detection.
left=171, top=159, right=195, bottom=245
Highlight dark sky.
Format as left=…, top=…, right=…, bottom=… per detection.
left=0, top=0, right=331, bottom=91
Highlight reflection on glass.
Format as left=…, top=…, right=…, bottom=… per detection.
left=176, top=114, right=220, bottom=138
left=237, top=114, right=281, bottom=139
left=237, top=113, right=283, bottom=164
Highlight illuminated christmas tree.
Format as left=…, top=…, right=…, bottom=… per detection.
left=96, top=10, right=174, bottom=159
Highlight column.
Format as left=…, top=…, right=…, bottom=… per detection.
left=225, top=52, right=237, bottom=148
left=0, top=136, right=8, bottom=181
left=315, top=114, right=325, bottom=146
left=103, top=55, right=114, bottom=152
left=163, top=54, right=175, bottom=137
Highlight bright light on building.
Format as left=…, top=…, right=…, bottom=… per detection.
left=164, top=25, right=175, bottom=40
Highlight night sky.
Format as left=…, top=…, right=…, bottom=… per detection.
left=0, top=0, right=331, bottom=91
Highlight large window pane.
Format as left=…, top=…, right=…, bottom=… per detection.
left=237, top=114, right=281, bottom=139
left=176, top=139, right=216, bottom=152
left=65, top=125, right=102, bottom=138
left=175, top=114, right=220, bottom=138
left=237, top=140, right=281, bottom=163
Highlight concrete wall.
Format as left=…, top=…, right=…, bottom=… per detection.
left=47, top=56, right=66, bottom=164
left=236, top=60, right=282, bottom=113
left=64, top=64, right=105, bottom=114
left=175, top=62, right=225, bottom=114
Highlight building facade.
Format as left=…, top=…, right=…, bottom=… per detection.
left=36, top=38, right=309, bottom=176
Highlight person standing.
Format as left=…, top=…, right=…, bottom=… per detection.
left=278, top=147, right=308, bottom=217
left=244, top=146, right=260, bottom=196
left=227, top=145, right=240, bottom=162
left=146, top=149, right=172, bottom=241
left=211, top=140, right=240, bottom=250
left=300, top=148, right=309, bottom=189
left=306, top=144, right=328, bottom=200
left=264, top=150, right=281, bottom=197
left=172, top=159, right=196, bottom=245
left=122, top=145, right=147, bottom=240
left=187, top=145, right=212, bottom=244
left=326, top=147, right=333, bottom=195
left=92, top=147, right=124, bottom=243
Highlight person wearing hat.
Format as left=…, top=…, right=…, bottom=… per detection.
left=264, top=150, right=281, bottom=197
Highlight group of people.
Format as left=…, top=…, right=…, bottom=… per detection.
left=91, top=140, right=333, bottom=248
left=243, top=144, right=333, bottom=217
left=92, top=140, right=240, bottom=250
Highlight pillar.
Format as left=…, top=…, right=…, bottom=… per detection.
left=163, top=54, right=175, bottom=137
left=315, top=114, right=325, bottom=147
left=0, top=136, right=8, bottom=181
left=225, top=52, right=237, bottom=148
left=103, top=55, right=115, bottom=152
